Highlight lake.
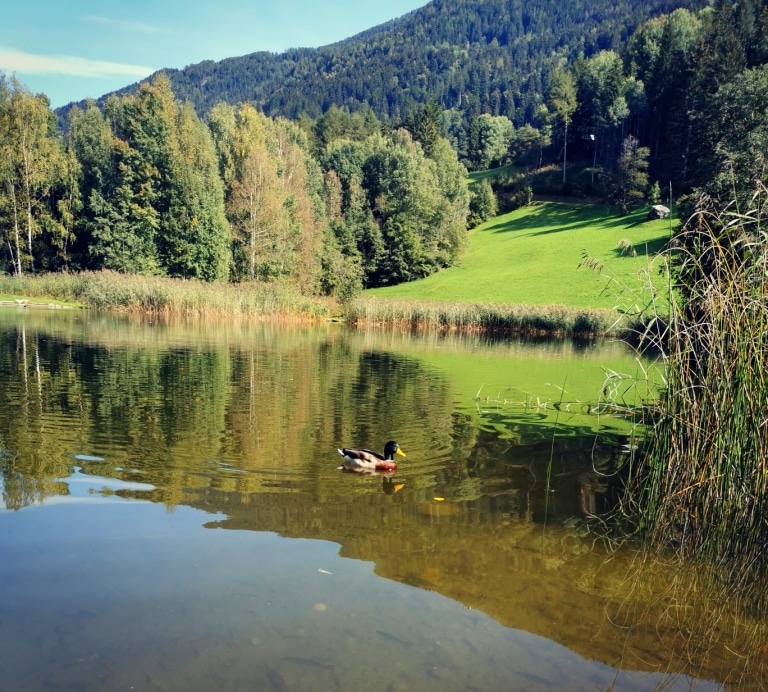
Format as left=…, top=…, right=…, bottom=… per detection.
left=0, top=308, right=761, bottom=690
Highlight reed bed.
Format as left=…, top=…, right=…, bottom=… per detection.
left=1, top=272, right=635, bottom=337
left=0, top=270, right=335, bottom=320
left=347, top=296, right=620, bottom=336
left=622, top=185, right=768, bottom=605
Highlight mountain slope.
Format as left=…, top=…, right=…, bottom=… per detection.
left=71, top=0, right=694, bottom=124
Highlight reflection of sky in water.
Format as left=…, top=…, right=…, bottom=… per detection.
left=1, top=466, right=157, bottom=510
left=56, top=466, right=156, bottom=495
left=0, top=497, right=719, bottom=691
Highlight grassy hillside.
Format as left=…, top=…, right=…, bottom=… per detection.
left=365, top=201, right=673, bottom=312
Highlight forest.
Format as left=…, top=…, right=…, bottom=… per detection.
left=95, top=0, right=696, bottom=125
left=1, top=0, right=767, bottom=298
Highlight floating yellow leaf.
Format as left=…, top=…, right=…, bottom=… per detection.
left=434, top=497, right=445, bottom=502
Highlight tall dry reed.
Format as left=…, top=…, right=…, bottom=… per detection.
left=347, top=297, right=617, bottom=336
left=624, top=184, right=768, bottom=604
left=0, top=271, right=335, bottom=320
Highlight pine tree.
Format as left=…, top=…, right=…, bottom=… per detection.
left=608, top=135, right=650, bottom=215
left=547, top=68, right=577, bottom=186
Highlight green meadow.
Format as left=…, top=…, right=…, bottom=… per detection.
left=366, top=201, right=673, bottom=313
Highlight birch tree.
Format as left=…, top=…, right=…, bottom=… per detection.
left=0, top=76, right=66, bottom=274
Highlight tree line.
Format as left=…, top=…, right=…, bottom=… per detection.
left=0, top=75, right=469, bottom=298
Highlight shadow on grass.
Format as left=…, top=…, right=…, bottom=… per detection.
left=483, top=202, right=672, bottom=241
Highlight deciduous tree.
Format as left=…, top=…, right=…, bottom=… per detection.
left=0, top=76, right=69, bottom=274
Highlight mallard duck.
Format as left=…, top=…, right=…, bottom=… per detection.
left=337, top=440, right=406, bottom=472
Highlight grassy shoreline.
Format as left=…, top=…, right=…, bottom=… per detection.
left=345, top=296, right=631, bottom=337
left=0, top=201, right=671, bottom=337
left=0, top=271, right=335, bottom=322
left=0, top=271, right=647, bottom=338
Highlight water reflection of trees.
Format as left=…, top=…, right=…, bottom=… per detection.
left=0, top=314, right=634, bottom=517
left=190, top=481, right=767, bottom=687
left=0, top=317, right=636, bottom=518
left=0, top=317, right=483, bottom=510
left=0, top=325, right=74, bottom=508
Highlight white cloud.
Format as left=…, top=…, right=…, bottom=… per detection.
left=0, top=47, right=154, bottom=79
left=82, top=15, right=166, bottom=34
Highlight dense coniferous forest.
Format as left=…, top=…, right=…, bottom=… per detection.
left=1, top=0, right=767, bottom=298
left=101, top=0, right=695, bottom=125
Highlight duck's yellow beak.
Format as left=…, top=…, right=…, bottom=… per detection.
left=396, top=448, right=406, bottom=457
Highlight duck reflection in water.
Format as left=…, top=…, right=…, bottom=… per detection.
left=338, top=465, right=406, bottom=494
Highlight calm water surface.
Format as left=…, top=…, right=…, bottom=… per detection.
left=0, top=308, right=761, bottom=690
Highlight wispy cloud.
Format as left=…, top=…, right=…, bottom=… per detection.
left=83, top=15, right=166, bottom=34
left=0, top=46, right=155, bottom=78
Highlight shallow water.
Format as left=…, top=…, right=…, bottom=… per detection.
left=0, top=308, right=762, bottom=690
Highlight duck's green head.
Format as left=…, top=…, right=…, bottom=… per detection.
left=384, top=441, right=406, bottom=460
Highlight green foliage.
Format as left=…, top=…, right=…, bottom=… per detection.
left=624, top=9, right=702, bottom=186
left=648, top=181, right=661, bottom=205
left=88, top=137, right=162, bottom=275
left=688, top=64, right=768, bottom=210
left=312, top=104, right=380, bottom=154
left=71, top=79, right=231, bottom=280
left=608, top=135, right=650, bottom=215
left=0, top=75, right=72, bottom=275
left=574, top=51, right=632, bottom=132
left=469, top=114, right=515, bottom=170
left=547, top=68, right=578, bottom=185
left=318, top=224, right=364, bottom=303
left=159, top=102, right=231, bottom=281
left=509, top=124, right=550, bottom=169
left=406, top=101, right=442, bottom=159
left=217, top=106, right=324, bottom=289
left=321, top=128, right=469, bottom=289
left=468, top=179, right=498, bottom=227
left=572, top=50, right=639, bottom=180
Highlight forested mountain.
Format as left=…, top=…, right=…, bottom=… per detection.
left=87, top=0, right=695, bottom=125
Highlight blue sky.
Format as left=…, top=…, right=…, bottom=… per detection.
left=1, top=1, right=427, bottom=109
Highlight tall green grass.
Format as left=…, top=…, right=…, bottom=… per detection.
left=621, top=184, right=768, bottom=605
left=0, top=271, right=334, bottom=320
